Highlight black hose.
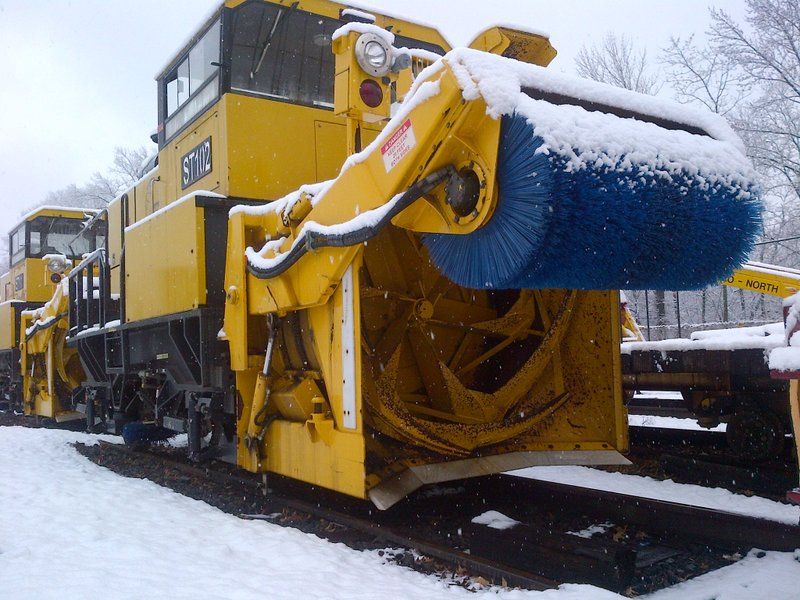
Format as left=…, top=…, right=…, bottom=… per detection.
left=24, top=312, right=68, bottom=342
left=247, top=166, right=454, bottom=280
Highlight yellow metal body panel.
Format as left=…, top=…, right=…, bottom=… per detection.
left=791, top=380, right=800, bottom=488
left=0, top=301, right=19, bottom=350
left=124, top=197, right=207, bottom=322
left=265, top=420, right=367, bottom=499
left=0, top=273, right=10, bottom=302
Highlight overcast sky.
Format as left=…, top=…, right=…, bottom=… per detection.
left=0, top=0, right=748, bottom=226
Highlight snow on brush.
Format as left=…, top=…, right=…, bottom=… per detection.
left=444, top=48, right=755, bottom=195
left=0, top=426, right=613, bottom=600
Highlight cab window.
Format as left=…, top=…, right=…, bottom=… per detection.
left=9, top=226, right=25, bottom=266
left=230, top=4, right=340, bottom=108
left=27, top=217, right=102, bottom=260
left=229, top=4, right=444, bottom=109
left=165, top=19, right=221, bottom=140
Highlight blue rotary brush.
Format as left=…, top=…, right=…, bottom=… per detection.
left=423, top=51, right=762, bottom=292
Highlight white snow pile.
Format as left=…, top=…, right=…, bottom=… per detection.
left=2, top=426, right=798, bottom=599
left=332, top=22, right=394, bottom=44
left=510, top=465, right=800, bottom=525
left=340, top=7, right=376, bottom=23
left=444, top=48, right=755, bottom=196
left=621, top=322, right=786, bottom=355
left=471, top=510, right=520, bottom=530
left=769, top=293, right=800, bottom=373
left=567, top=522, right=614, bottom=539
left=629, top=414, right=727, bottom=433
left=0, top=425, right=614, bottom=599
left=643, top=549, right=800, bottom=600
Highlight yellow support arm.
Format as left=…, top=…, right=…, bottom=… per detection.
left=723, top=261, right=800, bottom=299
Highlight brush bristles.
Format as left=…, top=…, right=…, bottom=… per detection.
left=424, top=113, right=762, bottom=291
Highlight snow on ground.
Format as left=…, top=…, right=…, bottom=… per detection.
left=643, top=549, right=800, bottom=600
left=510, top=466, right=800, bottom=525
left=0, top=426, right=615, bottom=600
left=628, top=414, right=727, bottom=433
left=2, top=425, right=798, bottom=599
left=633, top=391, right=684, bottom=400
left=472, top=510, right=521, bottom=530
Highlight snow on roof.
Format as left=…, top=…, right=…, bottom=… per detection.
left=443, top=48, right=754, bottom=195
left=332, top=22, right=395, bottom=44
left=340, top=7, right=376, bottom=23
left=18, top=205, right=99, bottom=224
left=340, top=1, right=454, bottom=47
left=125, top=190, right=225, bottom=234
left=768, top=341, right=800, bottom=373
left=621, top=322, right=786, bottom=355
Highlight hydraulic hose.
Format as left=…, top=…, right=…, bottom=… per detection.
left=247, top=166, right=454, bottom=280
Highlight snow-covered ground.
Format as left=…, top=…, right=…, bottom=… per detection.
left=628, top=414, right=727, bottom=432
left=510, top=465, right=800, bottom=525
left=0, top=425, right=798, bottom=599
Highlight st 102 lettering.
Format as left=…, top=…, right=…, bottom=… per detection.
left=181, top=137, right=212, bottom=190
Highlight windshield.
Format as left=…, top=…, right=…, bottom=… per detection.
left=27, top=216, right=102, bottom=260
left=229, top=4, right=444, bottom=109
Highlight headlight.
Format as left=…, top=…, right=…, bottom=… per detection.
left=46, top=256, right=69, bottom=274
left=355, top=33, right=392, bottom=77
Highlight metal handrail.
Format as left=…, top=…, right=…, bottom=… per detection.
left=68, top=249, right=112, bottom=336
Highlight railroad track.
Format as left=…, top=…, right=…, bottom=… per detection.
left=87, top=441, right=557, bottom=592
left=79, top=440, right=800, bottom=594
left=627, top=425, right=798, bottom=498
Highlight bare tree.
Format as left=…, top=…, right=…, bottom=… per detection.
left=26, top=145, right=155, bottom=213
left=575, top=33, right=661, bottom=95
left=662, top=35, right=747, bottom=115
left=630, top=0, right=800, bottom=337
left=710, top=1, right=800, bottom=197
left=110, top=146, right=154, bottom=187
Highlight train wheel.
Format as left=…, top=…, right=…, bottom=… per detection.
left=726, top=408, right=785, bottom=462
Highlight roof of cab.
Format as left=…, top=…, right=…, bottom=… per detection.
left=156, top=0, right=451, bottom=80
left=16, top=205, right=98, bottom=226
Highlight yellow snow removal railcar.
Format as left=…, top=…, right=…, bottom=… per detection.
left=59, top=1, right=628, bottom=508
left=21, top=0, right=758, bottom=509
left=0, top=206, right=104, bottom=416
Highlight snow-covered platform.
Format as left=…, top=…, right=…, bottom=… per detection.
left=0, top=425, right=798, bottom=599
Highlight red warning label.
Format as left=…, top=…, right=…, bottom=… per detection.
left=380, top=119, right=416, bottom=173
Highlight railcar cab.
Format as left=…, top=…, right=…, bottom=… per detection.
left=6, top=206, right=104, bottom=304
left=151, top=0, right=448, bottom=211
left=0, top=206, right=104, bottom=410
